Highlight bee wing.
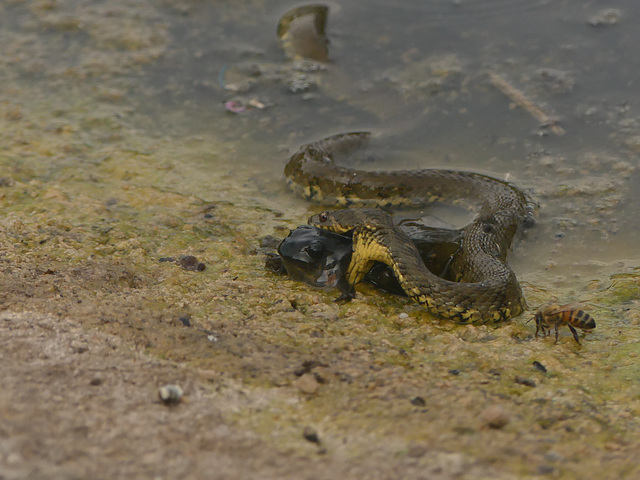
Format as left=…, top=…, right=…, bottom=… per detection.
left=545, top=303, right=584, bottom=316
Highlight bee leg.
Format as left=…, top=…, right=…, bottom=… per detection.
left=568, top=324, right=581, bottom=345
left=554, top=323, right=560, bottom=344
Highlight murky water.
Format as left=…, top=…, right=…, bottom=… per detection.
left=141, top=0, right=640, bottom=298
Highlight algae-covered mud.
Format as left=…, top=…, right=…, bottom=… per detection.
left=1, top=0, right=640, bottom=478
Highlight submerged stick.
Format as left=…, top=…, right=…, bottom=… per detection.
left=488, top=71, right=565, bottom=136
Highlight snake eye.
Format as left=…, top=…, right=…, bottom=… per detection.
left=318, top=212, right=328, bottom=223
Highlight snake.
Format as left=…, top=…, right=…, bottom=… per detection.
left=285, top=131, right=533, bottom=324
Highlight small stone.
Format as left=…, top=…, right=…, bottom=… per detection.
left=532, top=361, right=547, bottom=373
left=178, top=255, right=206, bottom=272
left=294, top=373, right=320, bottom=394
left=302, top=426, right=321, bottom=444
left=89, top=377, right=102, bottom=386
left=410, top=396, right=426, bottom=407
left=481, top=405, right=510, bottom=429
left=178, top=316, right=191, bottom=327
left=158, top=384, right=183, bottom=406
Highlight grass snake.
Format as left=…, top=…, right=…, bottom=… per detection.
left=285, top=132, right=533, bottom=324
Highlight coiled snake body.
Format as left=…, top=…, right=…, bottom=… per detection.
left=285, top=132, right=532, bottom=324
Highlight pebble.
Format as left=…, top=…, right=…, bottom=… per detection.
left=178, top=255, right=206, bottom=272
left=532, top=361, right=547, bottom=373
left=302, top=426, right=321, bottom=444
left=158, top=384, right=184, bottom=406
left=481, top=405, right=510, bottom=429
left=294, top=373, right=320, bottom=394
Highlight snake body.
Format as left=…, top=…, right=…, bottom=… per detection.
left=286, top=132, right=532, bottom=323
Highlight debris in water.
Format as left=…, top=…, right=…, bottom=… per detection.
left=224, top=98, right=266, bottom=114
left=224, top=100, right=246, bottom=113
left=588, top=9, right=621, bottom=27
left=487, top=71, right=565, bottom=136
left=277, top=4, right=329, bottom=62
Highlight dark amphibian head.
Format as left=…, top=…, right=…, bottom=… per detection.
left=277, top=225, right=352, bottom=288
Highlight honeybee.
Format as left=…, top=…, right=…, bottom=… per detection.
left=533, top=304, right=596, bottom=345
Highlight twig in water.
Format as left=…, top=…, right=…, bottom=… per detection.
left=488, top=71, right=565, bottom=136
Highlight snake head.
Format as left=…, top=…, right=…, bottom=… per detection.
left=308, top=210, right=354, bottom=235
left=309, top=210, right=333, bottom=226
left=309, top=208, right=394, bottom=235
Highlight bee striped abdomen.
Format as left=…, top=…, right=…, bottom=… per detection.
left=571, top=310, right=596, bottom=330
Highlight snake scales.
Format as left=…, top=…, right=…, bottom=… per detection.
left=285, top=131, right=532, bottom=324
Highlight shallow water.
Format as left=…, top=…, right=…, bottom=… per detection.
left=132, top=0, right=640, bottom=301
